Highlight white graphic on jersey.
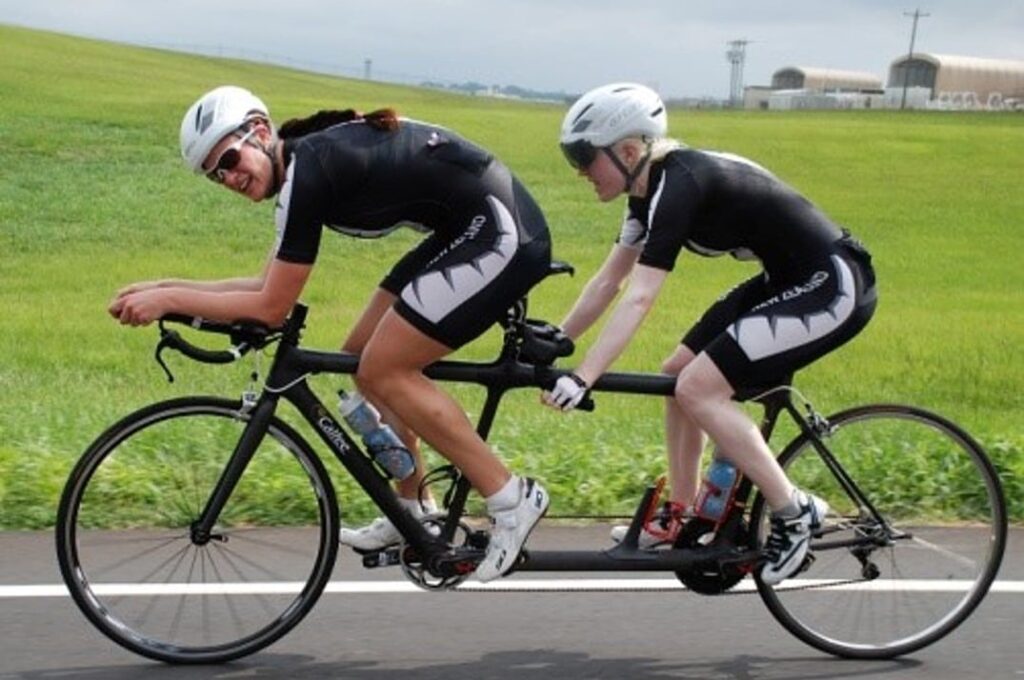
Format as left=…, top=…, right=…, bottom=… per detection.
left=684, top=239, right=758, bottom=262
left=400, top=195, right=518, bottom=324
left=727, top=255, right=855, bottom=361
left=703, top=150, right=776, bottom=178
left=273, top=160, right=297, bottom=255
left=646, top=171, right=668, bottom=237
left=618, top=217, right=647, bottom=249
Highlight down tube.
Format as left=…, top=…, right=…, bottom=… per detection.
left=284, top=379, right=438, bottom=548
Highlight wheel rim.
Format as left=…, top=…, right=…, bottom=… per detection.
left=755, top=406, right=1006, bottom=657
left=58, top=400, right=337, bottom=662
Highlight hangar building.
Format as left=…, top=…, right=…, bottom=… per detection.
left=888, top=53, right=1024, bottom=106
left=770, top=67, right=883, bottom=93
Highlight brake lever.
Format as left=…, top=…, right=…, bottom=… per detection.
left=154, top=331, right=178, bottom=383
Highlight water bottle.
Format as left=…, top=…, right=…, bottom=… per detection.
left=337, top=389, right=416, bottom=480
left=695, top=456, right=739, bottom=522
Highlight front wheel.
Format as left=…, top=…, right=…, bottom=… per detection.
left=56, top=397, right=340, bottom=663
left=750, top=404, right=1007, bottom=659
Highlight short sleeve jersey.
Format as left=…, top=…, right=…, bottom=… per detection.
left=273, top=120, right=495, bottom=264
left=620, top=149, right=844, bottom=279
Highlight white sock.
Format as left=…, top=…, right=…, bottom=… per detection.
left=485, top=475, right=521, bottom=513
left=398, top=496, right=437, bottom=516
left=774, top=489, right=807, bottom=519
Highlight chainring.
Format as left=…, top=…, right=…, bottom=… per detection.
left=672, top=515, right=751, bottom=595
left=399, top=514, right=476, bottom=591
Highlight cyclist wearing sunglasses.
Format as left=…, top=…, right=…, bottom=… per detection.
left=109, top=85, right=553, bottom=582
left=546, top=83, right=877, bottom=585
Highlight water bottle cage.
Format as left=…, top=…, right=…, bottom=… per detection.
left=695, top=477, right=742, bottom=525
left=518, top=319, right=575, bottom=366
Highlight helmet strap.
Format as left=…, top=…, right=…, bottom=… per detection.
left=261, top=141, right=282, bottom=198
left=602, top=140, right=652, bottom=192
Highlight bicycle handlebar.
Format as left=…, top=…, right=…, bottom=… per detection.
left=154, top=315, right=283, bottom=382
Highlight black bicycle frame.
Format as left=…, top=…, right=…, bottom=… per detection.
left=188, top=303, right=883, bottom=574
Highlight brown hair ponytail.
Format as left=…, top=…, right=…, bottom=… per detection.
left=277, top=107, right=400, bottom=139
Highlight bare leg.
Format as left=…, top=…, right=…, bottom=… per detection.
left=357, top=309, right=511, bottom=497
left=342, top=288, right=432, bottom=503
left=674, top=353, right=795, bottom=511
left=662, top=345, right=705, bottom=507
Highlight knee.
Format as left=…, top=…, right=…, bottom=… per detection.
left=674, top=367, right=724, bottom=420
left=355, top=353, right=393, bottom=397
left=674, top=372, right=705, bottom=414
left=662, top=347, right=695, bottom=377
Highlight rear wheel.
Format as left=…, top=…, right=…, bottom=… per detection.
left=56, top=397, right=339, bottom=663
left=751, top=404, right=1006, bottom=658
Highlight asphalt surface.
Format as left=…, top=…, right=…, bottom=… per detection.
left=1, top=525, right=1021, bottom=679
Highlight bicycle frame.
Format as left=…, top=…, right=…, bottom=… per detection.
left=184, top=303, right=887, bottom=578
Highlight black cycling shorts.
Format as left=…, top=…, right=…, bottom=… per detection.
left=381, top=164, right=551, bottom=349
left=682, top=240, right=876, bottom=391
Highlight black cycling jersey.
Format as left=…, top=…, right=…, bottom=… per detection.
left=621, top=149, right=845, bottom=282
left=272, top=119, right=551, bottom=349
left=274, top=120, right=540, bottom=262
left=621, top=148, right=877, bottom=390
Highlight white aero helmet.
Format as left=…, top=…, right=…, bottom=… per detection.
left=180, top=85, right=269, bottom=173
left=559, top=82, right=666, bottom=170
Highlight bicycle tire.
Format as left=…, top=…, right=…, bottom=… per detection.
left=56, top=397, right=340, bottom=664
left=749, top=404, right=1007, bottom=659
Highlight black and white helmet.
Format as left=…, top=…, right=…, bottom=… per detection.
left=179, top=85, right=270, bottom=173
left=559, top=83, right=666, bottom=169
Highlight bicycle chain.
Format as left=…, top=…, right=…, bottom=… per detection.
left=444, top=577, right=869, bottom=595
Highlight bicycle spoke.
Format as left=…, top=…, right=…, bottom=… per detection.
left=57, top=399, right=338, bottom=663
left=754, top=405, right=1006, bottom=658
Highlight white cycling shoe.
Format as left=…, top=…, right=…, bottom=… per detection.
left=339, top=498, right=436, bottom=552
left=475, top=478, right=549, bottom=582
left=759, top=491, right=829, bottom=585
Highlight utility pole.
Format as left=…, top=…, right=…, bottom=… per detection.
left=363, top=58, right=372, bottom=81
left=900, top=9, right=930, bottom=109
left=726, top=40, right=750, bottom=108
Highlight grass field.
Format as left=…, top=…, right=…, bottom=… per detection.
left=1, top=24, right=1021, bottom=528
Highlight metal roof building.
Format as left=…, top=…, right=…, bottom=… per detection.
left=770, top=67, right=882, bottom=92
left=888, top=53, right=1024, bottom=102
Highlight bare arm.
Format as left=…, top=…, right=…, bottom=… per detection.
left=109, top=252, right=312, bottom=327
left=572, top=264, right=669, bottom=386
left=113, top=251, right=278, bottom=297
left=560, top=244, right=641, bottom=340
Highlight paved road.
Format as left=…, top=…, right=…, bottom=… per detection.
left=1, top=526, right=1021, bottom=679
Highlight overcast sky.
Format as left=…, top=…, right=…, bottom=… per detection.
left=2, top=1, right=1022, bottom=98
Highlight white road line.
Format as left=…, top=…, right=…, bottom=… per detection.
left=2, top=578, right=1022, bottom=598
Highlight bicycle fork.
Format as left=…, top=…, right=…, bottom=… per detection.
left=190, top=395, right=280, bottom=544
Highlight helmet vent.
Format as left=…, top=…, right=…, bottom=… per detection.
left=198, top=107, right=215, bottom=134
left=571, top=103, right=594, bottom=124
left=571, top=119, right=592, bottom=134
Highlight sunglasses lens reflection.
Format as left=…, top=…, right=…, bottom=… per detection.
left=561, top=141, right=596, bottom=170
left=206, top=131, right=252, bottom=183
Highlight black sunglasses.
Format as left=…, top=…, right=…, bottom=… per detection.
left=560, top=139, right=599, bottom=170
left=205, top=129, right=256, bottom=183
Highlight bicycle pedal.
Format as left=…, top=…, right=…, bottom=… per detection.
left=361, top=548, right=402, bottom=569
left=797, top=552, right=816, bottom=574
left=467, top=530, right=490, bottom=550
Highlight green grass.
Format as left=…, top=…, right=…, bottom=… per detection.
left=1, top=24, right=1022, bottom=528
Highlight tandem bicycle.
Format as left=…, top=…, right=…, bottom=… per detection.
left=56, top=270, right=1007, bottom=663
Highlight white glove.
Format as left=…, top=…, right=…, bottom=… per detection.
left=545, top=373, right=589, bottom=412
